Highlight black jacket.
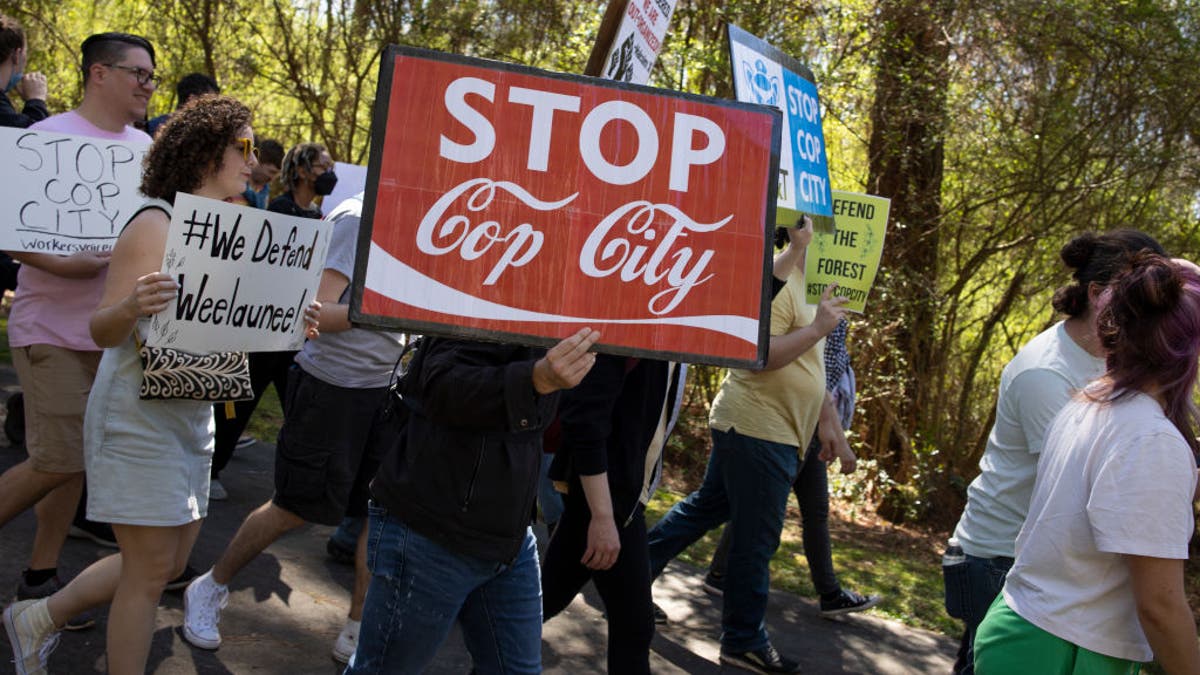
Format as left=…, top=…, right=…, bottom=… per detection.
left=550, top=356, right=681, bottom=525
left=268, top=192, right=322, bottom=219
left=370, top=337, right=559, bottom=563
left=0, top=93, right=48, bottom=129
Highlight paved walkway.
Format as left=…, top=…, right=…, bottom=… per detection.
left=0, top=366, right=955, bottom=674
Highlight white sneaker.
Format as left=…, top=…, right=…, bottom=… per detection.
left=3, top=598, right=60, bottom=675
left=182, top=570, right=228, bottom=650
left=331, top=618, right=360, bottom=664
left=209, top=479, right=228, bottom=501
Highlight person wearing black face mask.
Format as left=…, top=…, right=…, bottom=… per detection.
left=268, top=141, right=335, bottom=220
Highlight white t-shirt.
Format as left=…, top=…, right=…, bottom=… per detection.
left=293, top=193, right=406, bottom=389
left=1003, top=390, right=1196, bottom=662
left=953, top=322, right=1104, bottom=557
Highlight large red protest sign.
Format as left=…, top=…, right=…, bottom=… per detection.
left=351, top=46, right=781, bottom=368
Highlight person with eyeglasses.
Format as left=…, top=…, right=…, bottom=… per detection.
left=0, top=31, right=158, bottom=642
left=1, top=94, right=321, bottom=675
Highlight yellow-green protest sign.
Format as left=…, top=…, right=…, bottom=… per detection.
left=803, top=190, right=889, bottom=312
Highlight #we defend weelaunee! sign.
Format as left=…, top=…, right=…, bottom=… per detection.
left=0, top=126, right=149, bottom=253
left=727, top=25, right=834, bottom=233
left=147, top=193, right=331, bottom=353
left=351, top=46, right=782, bottom=368
left=803, top=191, right=890, bottom=312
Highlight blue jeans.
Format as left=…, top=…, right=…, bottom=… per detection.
left=647, top=427, right=798, bottom=652
left=944, top=553, right=1013, bottom=675
left=709, top=436, right=842, bottom=597
left=346, top=506, right=543, bottom=674
left=329, top=516, right=363, bottom=552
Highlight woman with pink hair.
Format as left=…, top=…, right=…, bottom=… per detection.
left=974, top=254, right=1200, bottom=674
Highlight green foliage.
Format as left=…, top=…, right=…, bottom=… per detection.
left=7, top=0, right=1200, bottom=522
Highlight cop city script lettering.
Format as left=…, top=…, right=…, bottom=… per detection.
left=14, top=132, right=143, bottom=248
left=423, top=76, right=738, bottom=316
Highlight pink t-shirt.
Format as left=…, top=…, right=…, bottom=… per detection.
left=10, top=112, right=151, bottom=351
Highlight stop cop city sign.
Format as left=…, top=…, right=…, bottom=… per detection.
left=351, top=45, right=782, bottom=368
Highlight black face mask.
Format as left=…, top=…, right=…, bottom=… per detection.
left=314, top=170, right=338, bottom=196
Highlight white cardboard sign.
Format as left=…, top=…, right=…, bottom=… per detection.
left=1, top=126, right=150, bottom=253
left=601, top=0, right=678, bottom=85
left=148, top=193, right=332, bottom=353
left=320, top=161, right=368, bottom=217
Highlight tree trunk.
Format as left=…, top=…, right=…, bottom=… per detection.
left=863, top=0, right=954, bottom=522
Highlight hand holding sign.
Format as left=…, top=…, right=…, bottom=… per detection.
left=533, top=328, right=601, bottom=394
left=128, top=271, right=179, bottom=317
left=303, top=300, right=321, bottom=339
left=787, top=214, right=813, bottom=249
left=813, top=283, right=850, bottom=336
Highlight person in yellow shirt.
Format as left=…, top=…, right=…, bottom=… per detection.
left=646, top=217, right=849, bottom=674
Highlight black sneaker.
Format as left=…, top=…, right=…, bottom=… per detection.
left=16, top=575, right=95, bottom=630
left=702, top=571, right=725, bottom=597
left=68, top=521, right=118, bottom=549
left=652, top=601, right=668, bottom=625
left=819, top=589, right=881, bottom=618
left=164, top=565, right=200, bottom=592
left=719, top=643, right=802, bottom=674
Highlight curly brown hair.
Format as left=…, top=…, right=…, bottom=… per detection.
left=140, top=94, right=252, bottom=202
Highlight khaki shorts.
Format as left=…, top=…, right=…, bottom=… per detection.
left=11, top=344, right=102, bottom=473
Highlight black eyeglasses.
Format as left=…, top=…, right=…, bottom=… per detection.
left=103, top=63, right=159, bottom=87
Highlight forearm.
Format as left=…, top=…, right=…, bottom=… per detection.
left=772, top=244, right=804, bottom=281
left=819, top=390, right=839, bottom=428
left=1139, top=601, right=1200, bottom=674
left=9, top=252, right=100, bottom=278
left=764, top=323, right=826, bottom=370
left=579, top=472, right=615, bottom=519
left=89, top=297, right=141, bottom=348
left=316, top=302, right=352, bottom=333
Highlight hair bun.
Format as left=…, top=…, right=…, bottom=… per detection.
left=1121, top=255, right=1183, bottom=313
left=1060, top=232, right=1098, bottom=273
left=1128, top=255, right=1185, bottom=312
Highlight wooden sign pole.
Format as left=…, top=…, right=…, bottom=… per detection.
left=584, top=0, right=628, bottom=77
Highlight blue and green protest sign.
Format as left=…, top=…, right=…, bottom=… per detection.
left=727, top=24, right=833, bottom=232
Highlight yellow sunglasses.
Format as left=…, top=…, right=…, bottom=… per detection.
left=235, top=137, right=259, bottom=162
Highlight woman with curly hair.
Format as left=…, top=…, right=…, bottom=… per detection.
left=974, top=254, right=1200, bottom=674
left=1, top=94, right=318, bottom=675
